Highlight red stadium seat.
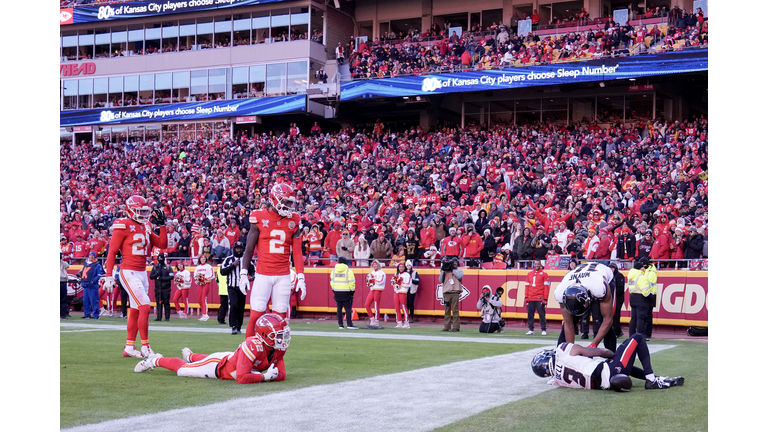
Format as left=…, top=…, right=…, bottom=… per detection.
left=493, top=262, right=507, bottom=269
left=481, top=262, right=493, bottom=269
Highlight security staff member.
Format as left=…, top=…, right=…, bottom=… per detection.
left=609, top=263, right=626, bottom=338
left=149, top=253, right=174, bottom=321
left=330, top=257, right=358, bottom=329
left=627, top=257, right=657, bottom=339
left=216, top=266, right=228, bottom=325
left=220, top=241, right=252, bottom=335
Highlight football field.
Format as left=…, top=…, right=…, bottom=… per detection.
left=60, top=318, right=708, bottom=431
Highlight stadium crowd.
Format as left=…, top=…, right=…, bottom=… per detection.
left=60, top=114, right=708, bottom=269
left=348, top=9, right=706, bottom=80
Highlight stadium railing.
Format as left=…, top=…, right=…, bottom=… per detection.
left=74, top=256, right=707, bottom=271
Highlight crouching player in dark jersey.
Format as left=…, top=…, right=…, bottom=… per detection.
left=531, top=332, right=684, bottom=390
left=134, top=314, right=289, bottom=384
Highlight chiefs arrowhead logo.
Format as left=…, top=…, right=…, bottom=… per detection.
left=60, top=9, right=74, bottom=25
left=435, top=284, right=471, bottom=306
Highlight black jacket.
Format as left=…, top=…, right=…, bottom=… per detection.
left=613, top=270, right=626, bottom=300
left=616, top=235, right=636, bottom=260
left=149, top=263, right=174, bottom=291
left=684, top=234, right=704, bottom=259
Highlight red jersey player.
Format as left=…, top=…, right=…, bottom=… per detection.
left=239, top=184, right=306, bottom=338
left=134, top=313, right=289, bottom=384
left=102, top=196, right=168, bottom=358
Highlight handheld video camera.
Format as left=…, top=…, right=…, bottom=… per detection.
left=441, top=258, right=454, bottom=273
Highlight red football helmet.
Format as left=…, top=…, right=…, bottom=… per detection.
left=254, top=313, right=291, bottom=350
left=126, top=195, right=151, bottom=223
left=269, top=183, right=296, bottom=217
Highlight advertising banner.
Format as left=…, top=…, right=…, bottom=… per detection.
left=62, top=0, right=289, bottom=25
left=60, top=95, right=306, bottom=126
left=517, top=19, right=532, bottom=37
left=69, top=267, right=707, bottom=327
left=340, top=49, right=708, bottom=101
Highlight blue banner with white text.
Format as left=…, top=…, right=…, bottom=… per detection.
left=60, top=95, right=306, bottom=127
left=340, top=49, right=708, bottom=101
left=61, top=0, right=289, bottom=25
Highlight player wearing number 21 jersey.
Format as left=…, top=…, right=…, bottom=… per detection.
left=239, top=184, right=307, bottom=339
left=103, top=196, right=167, bottom=359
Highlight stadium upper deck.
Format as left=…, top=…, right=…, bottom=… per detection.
left=59, top=0, right=708, bottom=144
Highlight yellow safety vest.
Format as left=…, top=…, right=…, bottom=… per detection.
left=217, top=267, right=228, bottom=296
left=330, top=264, right=355, bottom=292
left=627, top=264, right=657, bottom=297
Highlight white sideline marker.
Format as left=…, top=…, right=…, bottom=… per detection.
left=61, top=330, right=674, bottom=432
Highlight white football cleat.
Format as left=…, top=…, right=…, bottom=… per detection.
left=394, top=321, right=403, bottom=329
left=134, top=354, right=163, bottom=373
left=401, top=322, right=410, bottom=329
left=140, top=345, right=157, bottom=358
left=542, top=331, right=547, bottom=336
left=182, top=347, right=193, bottom=363
left=198, top=314, right=209, bottom=322
left=123, top=346, right=143, bottom=358
left=178, top=311, right=187, bottom=319
left=526, top=330, right=535, bottom=335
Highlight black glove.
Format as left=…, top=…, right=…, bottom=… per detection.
left=150, top=209, right=166, bottom=226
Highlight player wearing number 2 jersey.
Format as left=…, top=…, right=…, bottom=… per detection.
left=240, top=184, right=306, bottom=338
left=103, top=196, right=167, bottom=359
left=553, top=261, right=617, bottom=351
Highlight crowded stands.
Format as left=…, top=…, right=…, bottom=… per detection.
left=348, top=13, right=707, bottom=80
left=60, top=115, right=708, bottom=269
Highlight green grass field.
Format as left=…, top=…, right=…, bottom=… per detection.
left=60, top=317, right=707, bottom=431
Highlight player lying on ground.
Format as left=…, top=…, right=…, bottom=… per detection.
left=531, top=332, right=684, bottom=390
left=134, top=313, right=289, bottom=384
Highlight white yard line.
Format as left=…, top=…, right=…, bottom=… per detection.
left=61, top=322, right=674, bottom=432
left=60, top=322, right=553, bottom=344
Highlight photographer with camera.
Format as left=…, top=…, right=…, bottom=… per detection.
left=477, top=285, right=505, bottom=333
left=439, top=257, right=464, bottom=332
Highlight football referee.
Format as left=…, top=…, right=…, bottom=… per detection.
left=220, top=241, right=253, bottom=335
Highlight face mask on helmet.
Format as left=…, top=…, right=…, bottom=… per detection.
left=531, top=349, right=555, bottom=378
left=269, top=185, right=297, bottom=218
left=126, top=196, right=151, bottom=223
left=255, top=313, right=291, bottom=350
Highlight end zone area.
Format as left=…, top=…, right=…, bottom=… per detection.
left=60, top=320, right=707, bottom=431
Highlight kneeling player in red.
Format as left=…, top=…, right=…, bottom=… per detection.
left=134, top=313, right=289, bottom=384
left=531, top=332, right=684, bottom=390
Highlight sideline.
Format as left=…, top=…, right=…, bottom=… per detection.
left=61, top=322, right=674, bottom=432
left=60, top=322, right=554, bottom=344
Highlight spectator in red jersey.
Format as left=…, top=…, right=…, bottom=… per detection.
left=596, top=228, right=613, bottom=259
left=650, top=224, right=672, bottom=268
left=524, top=260, right=549, bottom=335
left=531, top=10, right=541, bottom=25
left=325, top=222, right=343, bottom=263
left=223, top=220, right=240, bottom=251
left=73, top=234, right=89, bottom=264
left=462, top=224, right=483, bottom=268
